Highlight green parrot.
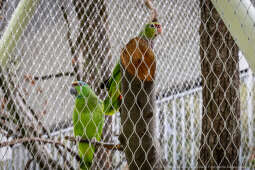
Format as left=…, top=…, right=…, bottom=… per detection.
left=70, top=81, right=104, bottom=170
left=101, top=21, right=162, bottom=115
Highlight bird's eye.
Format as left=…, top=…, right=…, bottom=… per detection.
left=150, top=24, right=155, bottom=28
left=155, top=24, right=160, bottom=28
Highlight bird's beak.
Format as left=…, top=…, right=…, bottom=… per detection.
left=70, top=81, right=79, bottom=96
left=70, top=87, right=77, bottom=96
left=72, top=81, right=79, bottom=87
left=157, top=27, right=162, bottom=34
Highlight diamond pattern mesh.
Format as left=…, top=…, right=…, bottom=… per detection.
left=0, top=0, right=254, bottom=169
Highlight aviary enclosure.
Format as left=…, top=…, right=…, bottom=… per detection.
left=0, top=0, right=255, bottom=169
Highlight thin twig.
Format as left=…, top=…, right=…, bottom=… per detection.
left=1, top=120, right=76, bottom=169
left=0, top=70, right=64, bottom=169
left=0, top=113, right=11, bottom=122
left=61, top=5, right=80, bottom=80
left=144, top=0, right=158, bottom=21
left=0, top=137, right=81, bottom=162
left=0, top=118, right=16, bottom=139
left=64, top=136, right=123, bottom=151
left=24, top=158, right=34, bottom=170
left=16, top=78, right=75, bottom=169
left=16, top=89, right=48, bottom=135
left=144, top=0, right=153, bottom=10
left=61, top=6, right=75, bottom=55
left=33, top=71, right=75, bottom=81
left=16, top=66, right=75, bottom=170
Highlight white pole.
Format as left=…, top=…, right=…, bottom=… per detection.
left=0, top=0, right=40, bottom=68
left=211, top=0, right=255, bottom=72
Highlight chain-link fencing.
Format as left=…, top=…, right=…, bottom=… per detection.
left=0, top=0, right=254, bottom=169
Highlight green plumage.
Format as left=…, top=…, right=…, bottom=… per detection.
left=102, top=21, right=161, bottom=115
left=103, top=62, right=121, bottom=115
left=139, top=22, right=161, bottom=39
left=71, top=81, right=104, bottom=170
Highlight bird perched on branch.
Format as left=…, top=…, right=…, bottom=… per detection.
left=70, top=81, right=104, bottom=170
left=101, top=20, right=162, bottom=115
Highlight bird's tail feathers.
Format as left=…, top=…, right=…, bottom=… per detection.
left=103, top=96, right=115, bottom=115
left=78, top=142, right=94, bottom=170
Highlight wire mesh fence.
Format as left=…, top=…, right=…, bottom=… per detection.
left=0, top=0, right=254, bottom=169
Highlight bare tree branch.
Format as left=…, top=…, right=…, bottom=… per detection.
left=33, top=71, right=75, bottom=81
left=16, top=72, right=75, bottom=170
left=13, top=67, right=75, bottom=170
left=0, top=67, right=64, bottom=170
left=64, top=136, right=123, bottom=151
left=0, top=137, right=81, bottom=162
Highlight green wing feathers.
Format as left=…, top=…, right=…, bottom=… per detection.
left=105, top=62, right=121, bottom=90
left=103, top=62, right=122, bottom=115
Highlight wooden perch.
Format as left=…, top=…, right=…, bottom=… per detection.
left=119, top=38, right=163, bottom=169
left=64, top=136, right=123, bottom=151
